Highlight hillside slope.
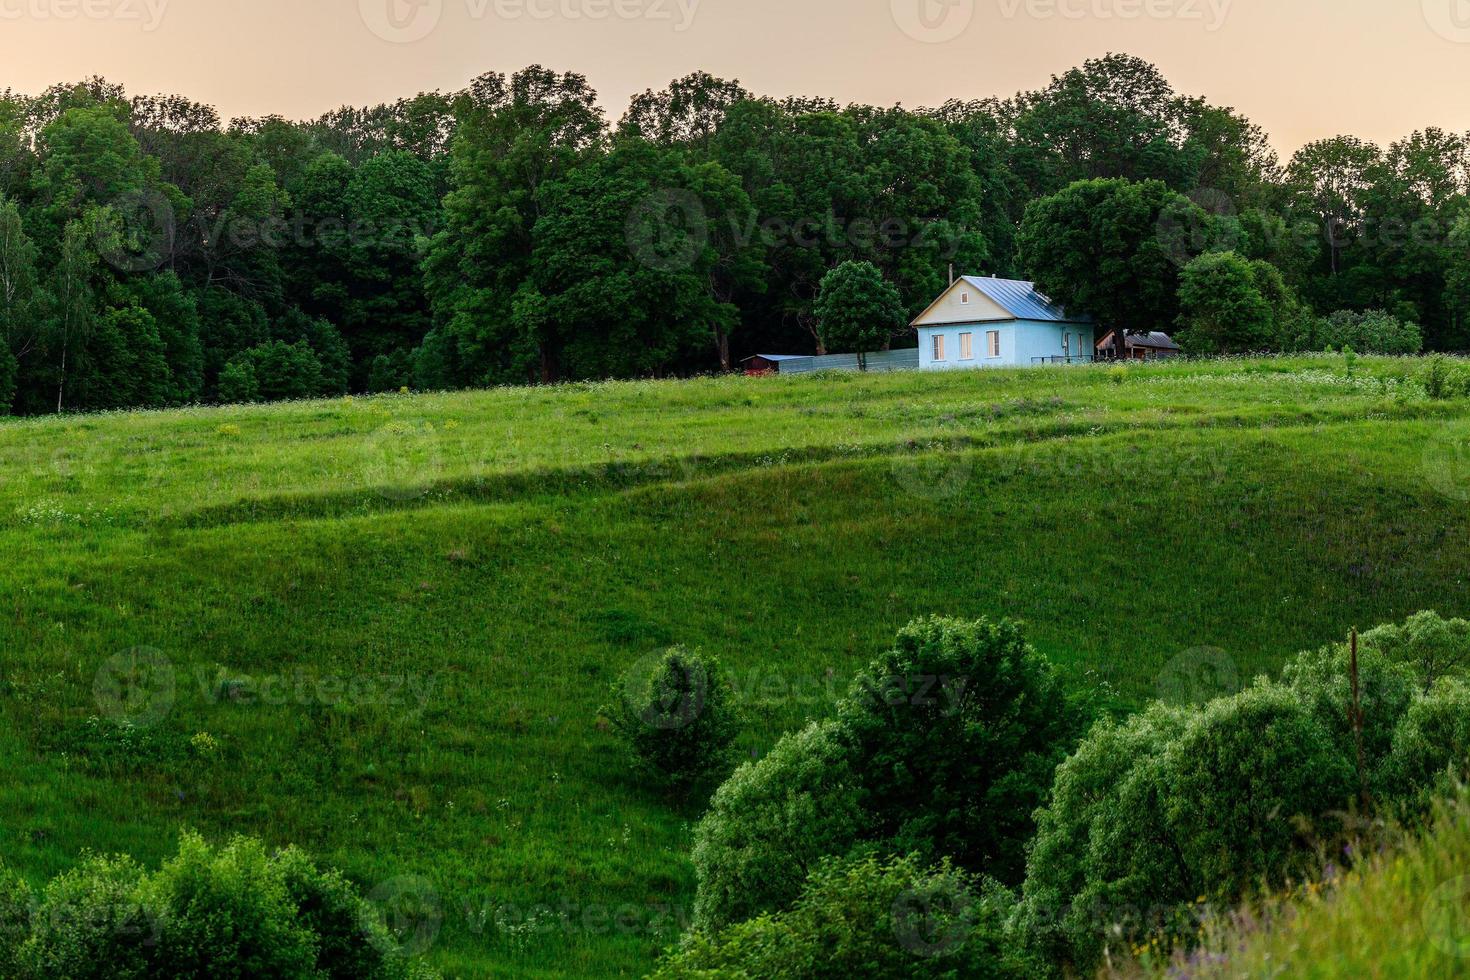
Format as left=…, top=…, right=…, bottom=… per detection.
left=1, top=357, right=1466, bottom=977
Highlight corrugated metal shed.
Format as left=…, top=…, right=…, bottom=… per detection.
left=960, top=276, right=1092, bottom=325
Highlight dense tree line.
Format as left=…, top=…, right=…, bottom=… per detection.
left=3, top=54, right=1470, bottom=414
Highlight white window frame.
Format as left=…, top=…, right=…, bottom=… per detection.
left=959, top=332, right=974, bottom=360
left=1062, top=332, right=1071, bottom=356
left=960, top=291, right=970, bottom=305
left=932, top=334, right=946, bottom=361
left=987, top=330, right=1001, bottom=358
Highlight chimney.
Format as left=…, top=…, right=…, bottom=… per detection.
left=948, top=264, right=955, bottom=287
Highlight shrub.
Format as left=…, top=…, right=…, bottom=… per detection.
left=1163, top=683, right=1358, bottom=899
left=144, top=833, right=317, bottom=977
left=19, top=853, right=160, bottom=979
left=0, top=865, right=30, bottom=977
left=690, top=721, right=866, bottom=933
left=1317, top=309, right=1423, bottom=355
left=1019, top=684, right=1357, bottom=972
left=1017, top=703, right=1189, bottom=970
left=9, top=833, right=437, bottom=979
left=1382, top=679, right=1470, bottom=813
left=603, top=647, right=739, bottom=793
left=1282, top=642, right=1418, bottom=775
left=835, top=616, right=1084, bottom=884
left=1361, top=611, right=1470, bottom=691
left=1425, top=354, right=1450, bottom=399
left=216, top=358, right=259, bottom=404
left=654, top=852, right=1035, bottom=979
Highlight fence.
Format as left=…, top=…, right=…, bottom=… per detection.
left=779, top=348, right=921, bottom=374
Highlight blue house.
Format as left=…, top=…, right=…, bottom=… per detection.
left=911, top=276, right=1094, bottom=370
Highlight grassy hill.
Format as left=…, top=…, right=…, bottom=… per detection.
left=1, top=355, right=1467, bottom=977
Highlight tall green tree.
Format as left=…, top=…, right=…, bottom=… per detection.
left=1018, top=177, right=1202, bottom=348
left=812, top=260, right=905, bottom=364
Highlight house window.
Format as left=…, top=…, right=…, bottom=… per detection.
left=959, top=333, right=974, bottom=360
left=960, top=291, right=970, bottom=305
left=987, top=331, right=1001, bottom=358
left=1062, top=333, right=1071, bottom=356
left=932, top=334, right=946, bottom=361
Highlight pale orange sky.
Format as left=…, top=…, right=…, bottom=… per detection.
left=4, top=0, right=1470, bottom=157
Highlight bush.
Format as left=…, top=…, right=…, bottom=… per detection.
left=1425, top=354, right=1450, bottom=399
left=603, top=647, right=739, bottom=793
left=9, top=833, right=436, bottom=979
left=690, top=721, right=866, bottom=933
left=835, top=616, right=1084, bottom=884
left=1019, top=683, right=1357, bottom=972
left=1382, top=679, right=1470, bottom=813
left=0, top=865, right=30, bottom=977
left=1282, top=642, right=1418, bottom=775
left=1163, top=683, right=1357, bottom=899
left=1017, top=703, right=1189, bottom=970
left=1316, top=309, right=1423, bottom=355
left=654, top=852, right=1035, bottom=979
left=217, top=358, right=260, bottom=404
left=1361, top=611, right=1470, bottom=691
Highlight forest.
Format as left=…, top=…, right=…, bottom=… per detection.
left=0, top=52, right=1464, bottom=414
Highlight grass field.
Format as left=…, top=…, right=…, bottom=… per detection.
left=2, top=355, right=1469, bottom=977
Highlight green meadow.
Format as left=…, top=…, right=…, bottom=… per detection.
left=2, top=355, right=1468, bottom=977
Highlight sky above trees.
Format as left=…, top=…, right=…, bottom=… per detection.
left=2, top=0, right=1470, bottom=156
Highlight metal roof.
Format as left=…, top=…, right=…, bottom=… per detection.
left=743, top=354, right=810, bottom=362
left=959, top=276, right=1092, bottom=324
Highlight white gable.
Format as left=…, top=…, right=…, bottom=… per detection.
left=911, top=279, right=1014, bottom=327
